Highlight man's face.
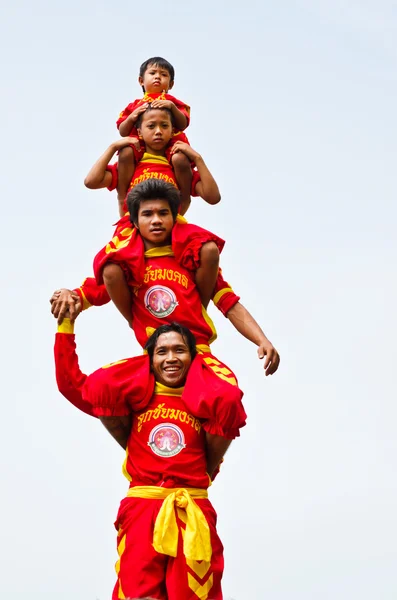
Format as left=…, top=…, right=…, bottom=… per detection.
left=136, top=199, right=174, bottom=249
left=137, top=109, right=173, bottom=152
left=151, top=331, right=192, bottom=387
left=139, top=63, right=174, bottom=93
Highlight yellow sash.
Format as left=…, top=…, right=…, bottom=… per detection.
left=126, top=486, right=211, bottom=562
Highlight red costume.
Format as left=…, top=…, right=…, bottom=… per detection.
left=54, top=321, right=224, bottom=599
left=106, top=153, right=201, bottom=214
left=117, top=91, right=190, bottom=162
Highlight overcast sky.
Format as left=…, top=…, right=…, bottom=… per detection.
left=1, top=1, right=396, bottom=598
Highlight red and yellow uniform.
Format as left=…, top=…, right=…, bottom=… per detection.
left=54, top=322, right=224, bottom=599
left=106, top=153, right=201, bottom=214
left=117, top=92, right=190, bottom=162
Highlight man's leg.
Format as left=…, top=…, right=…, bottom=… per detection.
left=195, top=242, right=220, bottom=309
left=171, top=151, right=193, bottom=215
left=102, top=263, right=133, bottom=325
left=117, top=146, right=136, bottom=216
left=112, top=497, right=167, bottom=600
left=166, top=499, right=224, bottom=600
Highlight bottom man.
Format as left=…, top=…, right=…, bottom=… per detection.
left=55, top=319, right=228, bottom=600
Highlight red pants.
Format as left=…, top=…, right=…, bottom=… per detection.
left=113, top=497, right=224, bottom=600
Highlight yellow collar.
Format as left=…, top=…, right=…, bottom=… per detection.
left=144, top=245, right=174, bottom=258
left=154, top=382, right=184, bottom=396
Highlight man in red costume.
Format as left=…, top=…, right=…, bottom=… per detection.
left=55, top=320, right=226, bottom=599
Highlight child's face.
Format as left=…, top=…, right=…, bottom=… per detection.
left=139, top=63, right=174, bottom=94
left=138, top=110, right=173, bottom=152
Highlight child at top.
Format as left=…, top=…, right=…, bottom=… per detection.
left=117, top=56, right=193, bottom=215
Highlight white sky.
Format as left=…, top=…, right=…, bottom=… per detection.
left=1, top=1, right=396, bottom=598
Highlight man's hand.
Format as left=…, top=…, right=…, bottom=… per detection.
left=150, top=99, right=174, bottom=111
left=112, top=136, right=141, bottom=152
left=50, top=288, right=82, bottom=325
left=170, top=141, right=200, bottom=162
left=257, top=340, right=280, bottom=376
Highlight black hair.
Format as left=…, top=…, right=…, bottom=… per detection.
left=139, top=57, right=175, bottom=91
left=135, top=104, right=175, bottom=130
left=144, top=322, right=197, bottom=362
left=127, top=179, right=181, bottom=226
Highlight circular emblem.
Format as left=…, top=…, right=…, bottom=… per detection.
left=148, top=423, right=186, bottom=457
left=144, top=285, right=178, bottom=318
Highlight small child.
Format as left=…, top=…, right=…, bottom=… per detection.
left=117, top=56, right=193, bottom=214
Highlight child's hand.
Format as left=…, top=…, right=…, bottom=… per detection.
left=113, top=137, right=141, bottom=151
left=150, top=99, right=174, bottom=110
left=171, top=141, right=200, bottom=162
left=130, top=103, right=148, bottom=122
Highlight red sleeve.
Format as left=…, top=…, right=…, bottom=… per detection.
left=73, top=277, right=110, bottom=309
left=166, top=94, right=191, bottom=126
left=212, top=269, right=240, bottom=316
left=116, top=100, right=140, bottom=129
left=54, top=327, right=96, bottom=418
left=106, top=163, right=118, bottom=191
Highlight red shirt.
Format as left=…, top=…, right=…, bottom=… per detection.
left=123, top=383, right=209, bottom=489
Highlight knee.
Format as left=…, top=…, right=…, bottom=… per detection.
left=171, top=151, right=191, bottom=170
left=118, top=145, right=134, bottom=164
left=102, top=263, right=124, bottom=286
left=200, top=242, right=220, bottom=267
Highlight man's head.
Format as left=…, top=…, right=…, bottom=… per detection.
left=138, top=57, right=175, bottom=93
left=136, top=106, right=174, bottom=152
left=144, top=323, right=197, bottom=387
left=127, top=180, right=181, bottom=249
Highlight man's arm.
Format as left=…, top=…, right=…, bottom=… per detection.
left=171, top=141, right=221, bottom=205
left=54, top=318, right=95, bottom=416
left=54, top=316, right=132, bottom=449
left=226, top=303, right=280, bottom=376
left=211, top=271, right=280, bottom=376
left=84, top=138, right=140, bottom=189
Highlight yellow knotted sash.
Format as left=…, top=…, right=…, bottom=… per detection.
left=126, top=486, right=211, bottom=562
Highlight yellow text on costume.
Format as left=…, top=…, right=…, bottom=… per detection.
left=137, top=403, right=202, bottom=434
left=126, top=486, right=211, bottom=562
left=131, top=168, right=177, bottom=189
left=144, top=265, right=189, bottom=288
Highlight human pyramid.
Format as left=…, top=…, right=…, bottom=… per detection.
left=51, top=56, right=280, bottom=600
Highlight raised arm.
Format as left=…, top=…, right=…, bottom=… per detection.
left=54, top=318, right=95, bottom=416
left=50, top=278, right=110, bottom=325
left=150, top=98, right=189, bottom=131
left=171, top=142, right=221, bottom=205
left=84, top=138, right=140, bottom=189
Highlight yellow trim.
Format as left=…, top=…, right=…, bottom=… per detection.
left=176, top=214, right=188, bottom=225
left=144, top=245, right=174, bottom=258
left=212, top=286, right=233, bottom=306
left=126, top=486, right=211, bottom=562
left=79, top=288, right=92, bottom=311
left=201, top=306, right=217, bottom=345
left=154, top=382, right=184, bottom=396
left=140, top=152, right=170, bottom=165
left=196, top=344, right=211, bottom=354
left=188, top=572, right=214, bottom=600
left=57, top=318, right=74, bottom=334
left=121, top=448, right=132, bottom=482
